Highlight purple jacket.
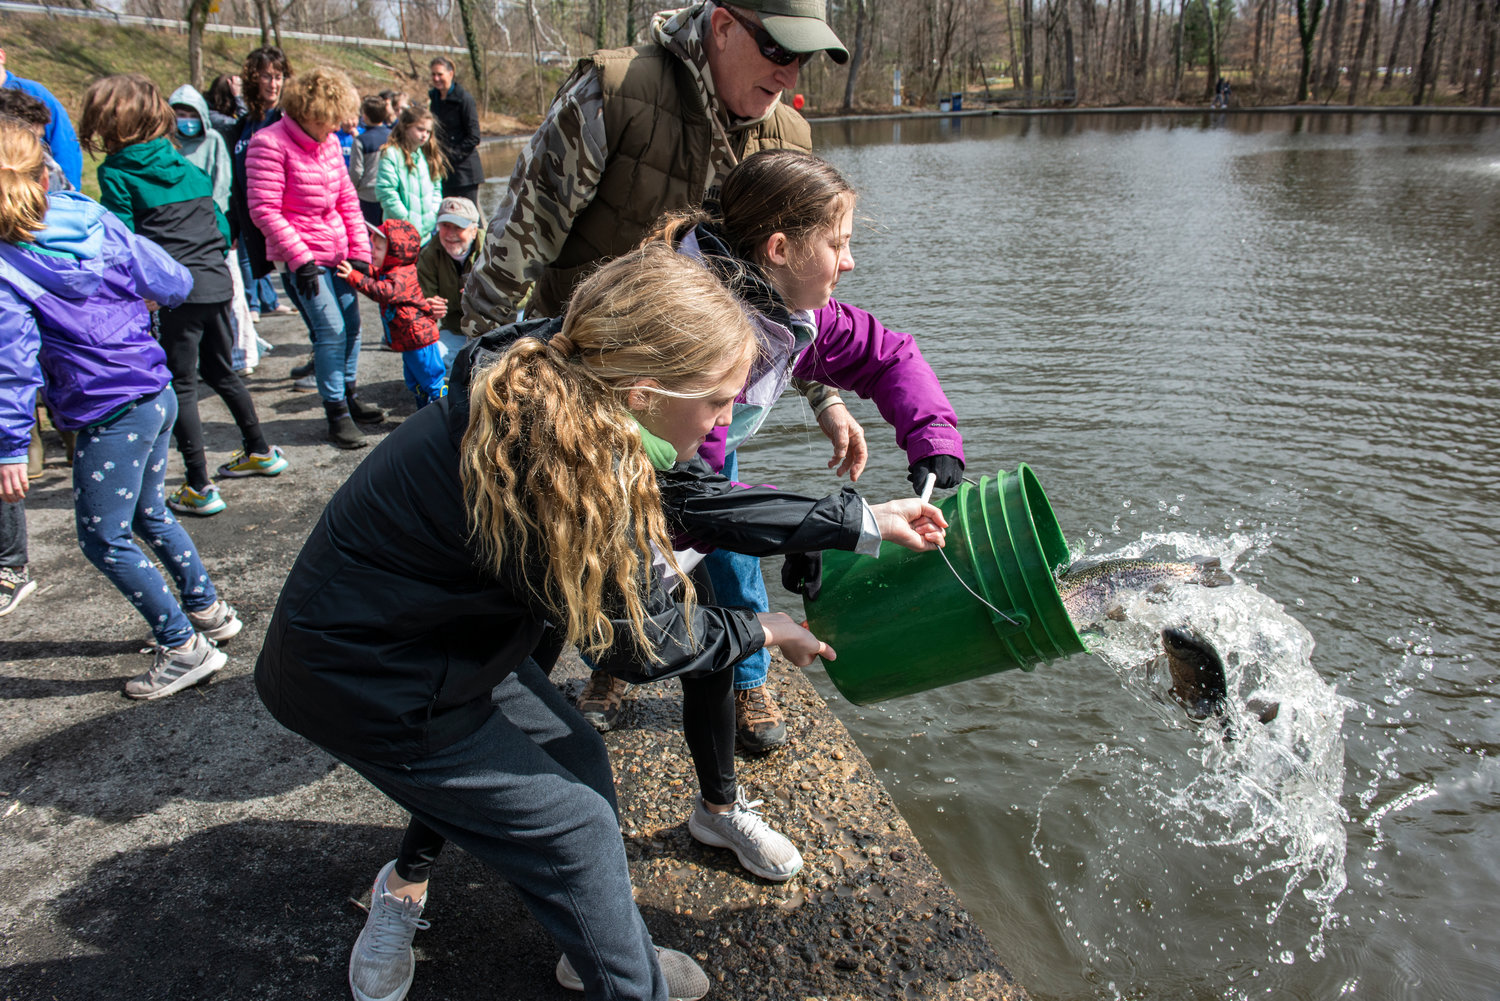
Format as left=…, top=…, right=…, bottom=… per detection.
left=0, top=191, right=191, bottom=459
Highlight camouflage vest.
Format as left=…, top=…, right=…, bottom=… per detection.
left=529, top=43, right=812, bottom=317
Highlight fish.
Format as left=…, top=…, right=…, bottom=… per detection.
left=1161, top=627, right=1280, bottom=728
left=1058, top=556, right=1234, bottom=628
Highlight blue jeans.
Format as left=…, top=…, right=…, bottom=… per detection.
left=282, top=266, right=361, bottom=403
left=702, top=451, right=771, bottom=691
left=434, top=327, right=468, bottom=373
left=330, top=660, right=669, bottom=1001
left=400, top=342, right=447, bottom=407
left=237, top=250, right=281, bottom=312
left=72, top=387, right=218, bottom=648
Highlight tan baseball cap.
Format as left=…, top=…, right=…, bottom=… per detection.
left=435, top=196, right=480, bottom=228
left=731, top=0, right=849, bottom=64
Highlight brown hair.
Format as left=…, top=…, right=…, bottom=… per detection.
left=460, top=243, right=759, bottom=660
left=77, top=74, right=175, bottom=155
left=650, top=149, right=855, bottom=271
left=360, top=94, right=389, bottom=125
left=280, top=66, right=360, bottom=134
left=0, top=90, right=51, bottom=130
left=243, top=46, right=291, bottom=122
left=381, top=107, right=449, bottom=181
left=0, top=117, right=50, bottom=244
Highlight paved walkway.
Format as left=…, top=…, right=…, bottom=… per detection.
left=0, top=301, right=1024, bottom=1000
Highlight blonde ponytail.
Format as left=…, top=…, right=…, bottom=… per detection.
left=0, top=119, right=49, bottom=245
left=460, top=243, right=758, bottom=660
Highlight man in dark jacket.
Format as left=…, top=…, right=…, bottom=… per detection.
left=427, top=57, right=483, bottom=207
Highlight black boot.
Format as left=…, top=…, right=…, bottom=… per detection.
left=324, top=400, right=367, bottom=450
left=344, top=381, right=386, bottom=425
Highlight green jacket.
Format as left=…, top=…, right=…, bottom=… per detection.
left=98, top=136, right=232, bottom=304
left=375, top=147, right=441, bottom=237
left=417, top=226, right=484, bottom=335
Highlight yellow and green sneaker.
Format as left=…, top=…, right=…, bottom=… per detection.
left=167, top=482, right=226, bottom=516
left=216, top=446, right=289, bottom=479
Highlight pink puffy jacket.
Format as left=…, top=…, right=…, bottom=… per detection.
left=246, top=116, right=371, bottom=270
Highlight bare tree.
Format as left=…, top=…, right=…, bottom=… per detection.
left=1296, top=0, right=1327, bottom=99
left=841, top=0, right=870, bottom=110
left=1413, top=0, right=1445, bottom=101
left=1383, top=0, right=1413, bottom=88
left=1346, top=0, right=1380, bottom=102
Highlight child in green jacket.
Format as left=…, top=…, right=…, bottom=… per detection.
left=375, top=107, right=447, bottom=237
left=80, top=74, right=287, bottom=517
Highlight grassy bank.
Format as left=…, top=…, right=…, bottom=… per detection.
left=4, top=9, right=543, bottom=197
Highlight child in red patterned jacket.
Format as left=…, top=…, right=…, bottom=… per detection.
left=336, top=219, right=446, bottom=406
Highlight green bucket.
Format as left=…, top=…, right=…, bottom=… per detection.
left=803, top=463, right=1087, bottom=705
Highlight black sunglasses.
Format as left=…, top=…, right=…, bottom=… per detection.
left=722, top=6, right=815, bottom=68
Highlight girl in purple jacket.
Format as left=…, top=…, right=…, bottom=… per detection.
left=577, top=151, right=967, bottom=759
left=0, top=120, right=243, bottom=700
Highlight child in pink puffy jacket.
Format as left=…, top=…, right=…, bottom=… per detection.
left=246, top=67, right=383, bottom=450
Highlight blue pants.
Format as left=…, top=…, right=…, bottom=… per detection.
left=330, top=660, right=670, bottom=1001
left=702, top=451, right=771, bottom=691
left=0, top=498, right=25, bottom=567
left=401, top=342, right=447, bottom=407
left=282, top=266, right=362, bottom=403
left=237, top=251, right=282, bottom=312
left=72, top=387, right=218, bottom=648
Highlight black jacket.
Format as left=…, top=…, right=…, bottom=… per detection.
left=429, top=81, right=484, bottom=189
left=255, top=318, right=865, bottom=763
left=223, top=110, right=282, bottom=279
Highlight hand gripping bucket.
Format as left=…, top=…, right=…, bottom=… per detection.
left=804, top=464, right=1087, bottom=705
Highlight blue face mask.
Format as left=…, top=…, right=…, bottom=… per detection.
left=177, top=117, right=203, bottom=138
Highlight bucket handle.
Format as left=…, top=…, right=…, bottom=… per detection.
left=936, top=544, right=1026, bottom=629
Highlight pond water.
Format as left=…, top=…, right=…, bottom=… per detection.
left=485, top=112, right=1500, bottom=1000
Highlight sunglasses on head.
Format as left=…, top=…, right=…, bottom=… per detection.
left=722, top=6, right=816, bottom=68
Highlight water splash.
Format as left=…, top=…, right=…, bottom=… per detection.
left=1030, top=532, right=1349, bottom=994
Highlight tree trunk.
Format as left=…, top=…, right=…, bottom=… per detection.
left=1347, top=0, right=1380, bottom=102
left=1266, top=0, right=1280, bottom=86
left=1139, top=0, right=1154, bottom=91
left=1003, top=0, right=1019, bottom=93
left=1320, top=0, right=1349, bottom=94
left=453, top=0, right=487, bottom=100
left=187, top=0, right=210, bottom=90
left=1484, top=0, right=1500, bottom=103
left=1063, top=1, right=1079, bottom=98
left=1173, top=0, right=1187, bottom=96
left=1022, top=0, right=1036, bottom=101
left=1296, top=0, right=1327, bottom=100
left=1253, top=0, right=1268, bottom=82
left=1413, top=0, right=1444, bottom=101
left=269, top=0, right=282, bottom=49
left=842, top=0, right=869, bottom=109
left=1204, top=0, right=1221, bottom=101
left=254, top=0, right=270, bottom=47
left=1383, top=0, right=1413, bottom=89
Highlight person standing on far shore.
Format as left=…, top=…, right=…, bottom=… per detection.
left=427, top=57, right=483, bottom=208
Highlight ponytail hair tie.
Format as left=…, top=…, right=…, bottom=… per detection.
left=547, top=331, right=577, bottom=358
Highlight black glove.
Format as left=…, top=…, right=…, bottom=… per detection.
left=347, top=259, right=372, bottom=276
left=908, top=455, right=964, bottom=493
left=781, top=551, right=824, bottom=602
left=293, top=261, right=321, bottom=299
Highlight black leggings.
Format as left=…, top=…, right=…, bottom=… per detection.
left=158, top=300, right=267, bottom=488
left=393, top=663, right=739, bottom=884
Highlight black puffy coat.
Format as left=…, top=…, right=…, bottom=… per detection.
left=429, top=80, right=484, bottom=190
left=254, top=319, right=865, bottom=763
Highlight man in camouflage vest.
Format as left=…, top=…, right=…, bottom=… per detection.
left=463, top=1, right=855, bottom=754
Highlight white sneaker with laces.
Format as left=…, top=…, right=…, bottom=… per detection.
left=349, top=860, right=430, bottom=1001
left=555, top=946, right=709, bottom=1000
left=687, top=786, right=803, bottom=881
left=123, top=633, right=226, bottom=700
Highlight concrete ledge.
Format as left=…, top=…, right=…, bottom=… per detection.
left=0, top=301, right=1024, bottom=999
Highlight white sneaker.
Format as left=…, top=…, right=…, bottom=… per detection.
left=349, top=860, right=429, bottom=1001
left=123, top=633, right=226, bottom=700
left=687, top=787, right=803, bottom=881
left=556, top=946, right=710, bottom=1000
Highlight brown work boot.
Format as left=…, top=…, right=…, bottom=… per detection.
left=577, top=669, right=632, bottom=732
left=735, top=684, right=788, bottom=753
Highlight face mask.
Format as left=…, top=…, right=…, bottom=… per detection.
left=177, top=118, right=203, bottom=138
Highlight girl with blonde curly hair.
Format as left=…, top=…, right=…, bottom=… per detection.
left=255, top=243, right=946, bottom=1001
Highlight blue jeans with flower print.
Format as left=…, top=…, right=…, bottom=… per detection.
left=72, top=387, right=219, bottom=648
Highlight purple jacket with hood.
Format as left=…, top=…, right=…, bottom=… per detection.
left=678, top=225, right=964, bottom=474
left=0, top=191, right=192, bottom=461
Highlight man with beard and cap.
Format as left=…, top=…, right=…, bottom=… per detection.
left=460, top=1, right=860, bottom=756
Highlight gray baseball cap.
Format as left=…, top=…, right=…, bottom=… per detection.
left=434, top=196, right=480, bottom=228
left=730, top=0, right=849, bottom=65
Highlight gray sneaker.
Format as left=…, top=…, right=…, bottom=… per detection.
left=0, top=566, right=37, bottom=617
left=187, top=600, right=243, bottom=643
left=555, top=946, right=710, bottom=1000
left=124, top=633, right=227, bottom=700
left=291, top=373, right=317, bottom=392
left=349, top=860, right=430, bottom=1001
left=687, top=787, right=803, bottom=881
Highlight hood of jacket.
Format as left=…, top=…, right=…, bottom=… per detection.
left=168, top=84, right=213, bottom=142
left=102, top=136, right=205, bottom=196
left=446, top=317, right=562, bottom=446
left=0, top=191, right=109, bottom=301
left=652, top=3, right=779, bottom=136
left=375, top=218, right=422, bottom=269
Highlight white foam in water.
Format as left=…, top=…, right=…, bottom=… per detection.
left=1030, top=531, right=1350, bottom=993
